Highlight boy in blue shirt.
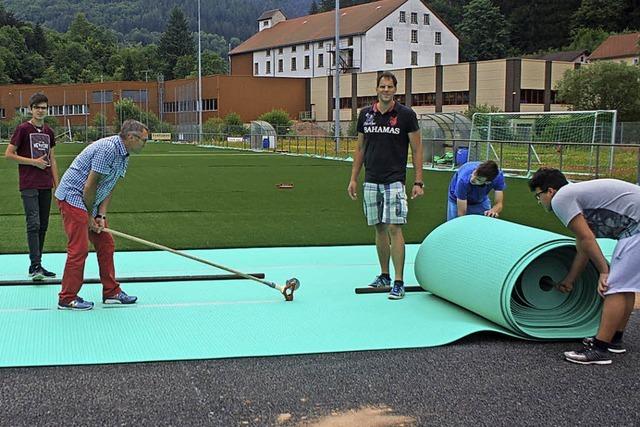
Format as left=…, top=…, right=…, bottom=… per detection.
left=447, top=160, right=505, bottom=221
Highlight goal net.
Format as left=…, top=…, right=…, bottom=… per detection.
left=468, top=111, right=617, bottom=176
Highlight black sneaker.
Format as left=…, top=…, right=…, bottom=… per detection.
left=39, top=266, right=56, bottom=278
left=564, top=344, right=612, bottom=365
left=28, top=265, right=45, bottom=281
left=582, top=336, right=626, bottom=354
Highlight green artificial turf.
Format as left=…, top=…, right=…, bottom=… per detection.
left=0, top=143, right=568, bottom=254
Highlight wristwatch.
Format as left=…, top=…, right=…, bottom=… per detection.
left=413, top=182, right=424, bottom=188
left=95, top=214, right=106, bottom=220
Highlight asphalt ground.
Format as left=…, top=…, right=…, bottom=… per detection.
left=0, top=312, right=638, bottom=426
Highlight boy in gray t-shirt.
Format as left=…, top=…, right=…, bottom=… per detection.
left=529, top=168, right=640, bottom=366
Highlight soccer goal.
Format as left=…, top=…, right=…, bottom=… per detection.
left=468, top=111, right=617, bottom=176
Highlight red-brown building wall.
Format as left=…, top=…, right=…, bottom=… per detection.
left=230, top=53, right=254, bottom=76
left=0, top=75, right=306, bottom=126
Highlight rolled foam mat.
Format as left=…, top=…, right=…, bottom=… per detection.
left=415, top=215, right=603, bottom=339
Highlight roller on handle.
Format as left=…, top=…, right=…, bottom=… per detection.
left=104, top=228, right=300, bottom=301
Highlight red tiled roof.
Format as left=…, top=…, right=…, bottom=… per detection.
left=232, top=0, right=435, bottom=55
left=589, top=32, right=640, bottom=60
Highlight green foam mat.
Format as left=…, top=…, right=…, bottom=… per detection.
left=415, top=216, right=608, bottom=339
left=0, top=234, right=615, bottom=368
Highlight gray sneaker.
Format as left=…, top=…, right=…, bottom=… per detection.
left=582, top=336, right=626, bottom=354
left=368, top=275, right=391, bottom=288
left=28, top=265, right=45, bottom=281
left=564, top=344, right=612, bottom=365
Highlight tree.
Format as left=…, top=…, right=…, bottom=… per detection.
left=494, top=0, right=581, bottom=54
left=173, top=54, right=195, bottom=79
left=158, top=7, right=195, bottom=80
left=257, top=109, right=293, bottom=134
left=567, top=27, right=611, bottom=52
left=555, top=61, right=640, bottom=121
left=571, top=0, right=627, bottom=33
left=457, top=0, right=510, bottom=61
left=122, top=55, right=137, bottom=81
left=309, top=0, right=319, bottom=14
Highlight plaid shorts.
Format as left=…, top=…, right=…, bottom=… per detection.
left=362, top=181, right=408, bottom=226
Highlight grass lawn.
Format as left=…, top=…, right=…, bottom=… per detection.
left=0, top=142, right=568, bottom=254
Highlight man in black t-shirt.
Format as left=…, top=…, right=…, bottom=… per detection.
left=347, top=71, right=424, bottom=300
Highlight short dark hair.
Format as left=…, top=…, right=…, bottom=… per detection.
left=29, top=93, right=48, bottom=108
left=475, top=160, right=499, bottom=181
left=528, top=167, right=569, bottom=192
left=377, top=71, right=397, bottom=88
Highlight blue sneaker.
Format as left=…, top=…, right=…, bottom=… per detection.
left=58, top=297, right=94, bottom=311
left=369, top=275, right=391, bottom=288
left=103, top=291, right=138, bottom=305
left=388, top=281, right=405, bottom=300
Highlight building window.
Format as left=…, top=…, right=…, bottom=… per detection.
left=92, top=90, right=113, bottom=103
left=304, top=55, right=310, bottom=69
left=0, top=108, right=5, bottom=118
left=520, top=89, right=557, bottom=104
left=411, top=30, right=418, bottom=43
left=202, top=98, right=218, bottom=111
left=435, top=52, right=441, bottom=65
left=266, top=49, right=271, bottom=56
left=304, top=43, right=310, bottom=50
left=411, top=12, right=418, bottom=24
left=435, top=32, right=442, bottom=45
left=266, top=61, right=271, bottom=73
left=348, top=36, right=353, bottom=46
left=292, top=45, right=296, bottom=52
left=122, top=90, right=147, bottom=102
left=386, top=27, right=393, bottom=41
left=254, top=63, right=259, bottom=74
left=424, top=13, right=430, bottom=25
left=386, top=50, right=393, bottom=64
left=411, top=93, right=436, bottom=106
left=319, top=41, right=324, bottom=48
left=399, top=11, right=406, bottom=22
left=291, top=57, right=297, bottom=71
left=443, top=91, right=470, bottom=105
left=262, top=21, right=268, bottom=27
left=411, top=51, right=418, bottom=66
left=278, top=47, right=283, bottom=54
left=278, top=59, right=283, bottom=72
left=335, top=97, right=353, bottom=109
left=318, top=53, right=324, bottom=68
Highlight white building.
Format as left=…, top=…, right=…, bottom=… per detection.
left=229, top=0, right=459, bottom=78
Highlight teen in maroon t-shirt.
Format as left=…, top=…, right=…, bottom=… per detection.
left=5, top=93, right=59, bottom=280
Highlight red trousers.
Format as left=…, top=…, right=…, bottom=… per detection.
left=57, top=200, right=121, bottom=304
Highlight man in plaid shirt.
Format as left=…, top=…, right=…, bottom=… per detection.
left=55, top=119, right=148, bottom=310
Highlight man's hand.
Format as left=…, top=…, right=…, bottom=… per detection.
left=89, top=216, right=104, bottom=234
left=32, top=155, right=50, bottom=169
left=411, top=184, right=424, bottom=200
left=347, top=180, right=358, bottom=200
left=484, top=209, right=499, bottom=218
left=555, top=278, right=574, bottom=293
left=597, top=272, right=609, bottom=297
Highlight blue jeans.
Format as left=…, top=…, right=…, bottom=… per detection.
left=447, top=198, right=491, bottom=221
left=20, top=188, right=52, bottom=267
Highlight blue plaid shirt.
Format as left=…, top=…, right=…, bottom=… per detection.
left=55, top=135, right=129, bottom=215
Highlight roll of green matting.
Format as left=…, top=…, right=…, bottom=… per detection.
left=414, top=215, right=603, bottom=339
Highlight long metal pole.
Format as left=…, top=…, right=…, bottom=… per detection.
left=197, top=0, right=203, bottom=144
left=334, top=0, right=340, bottom=154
